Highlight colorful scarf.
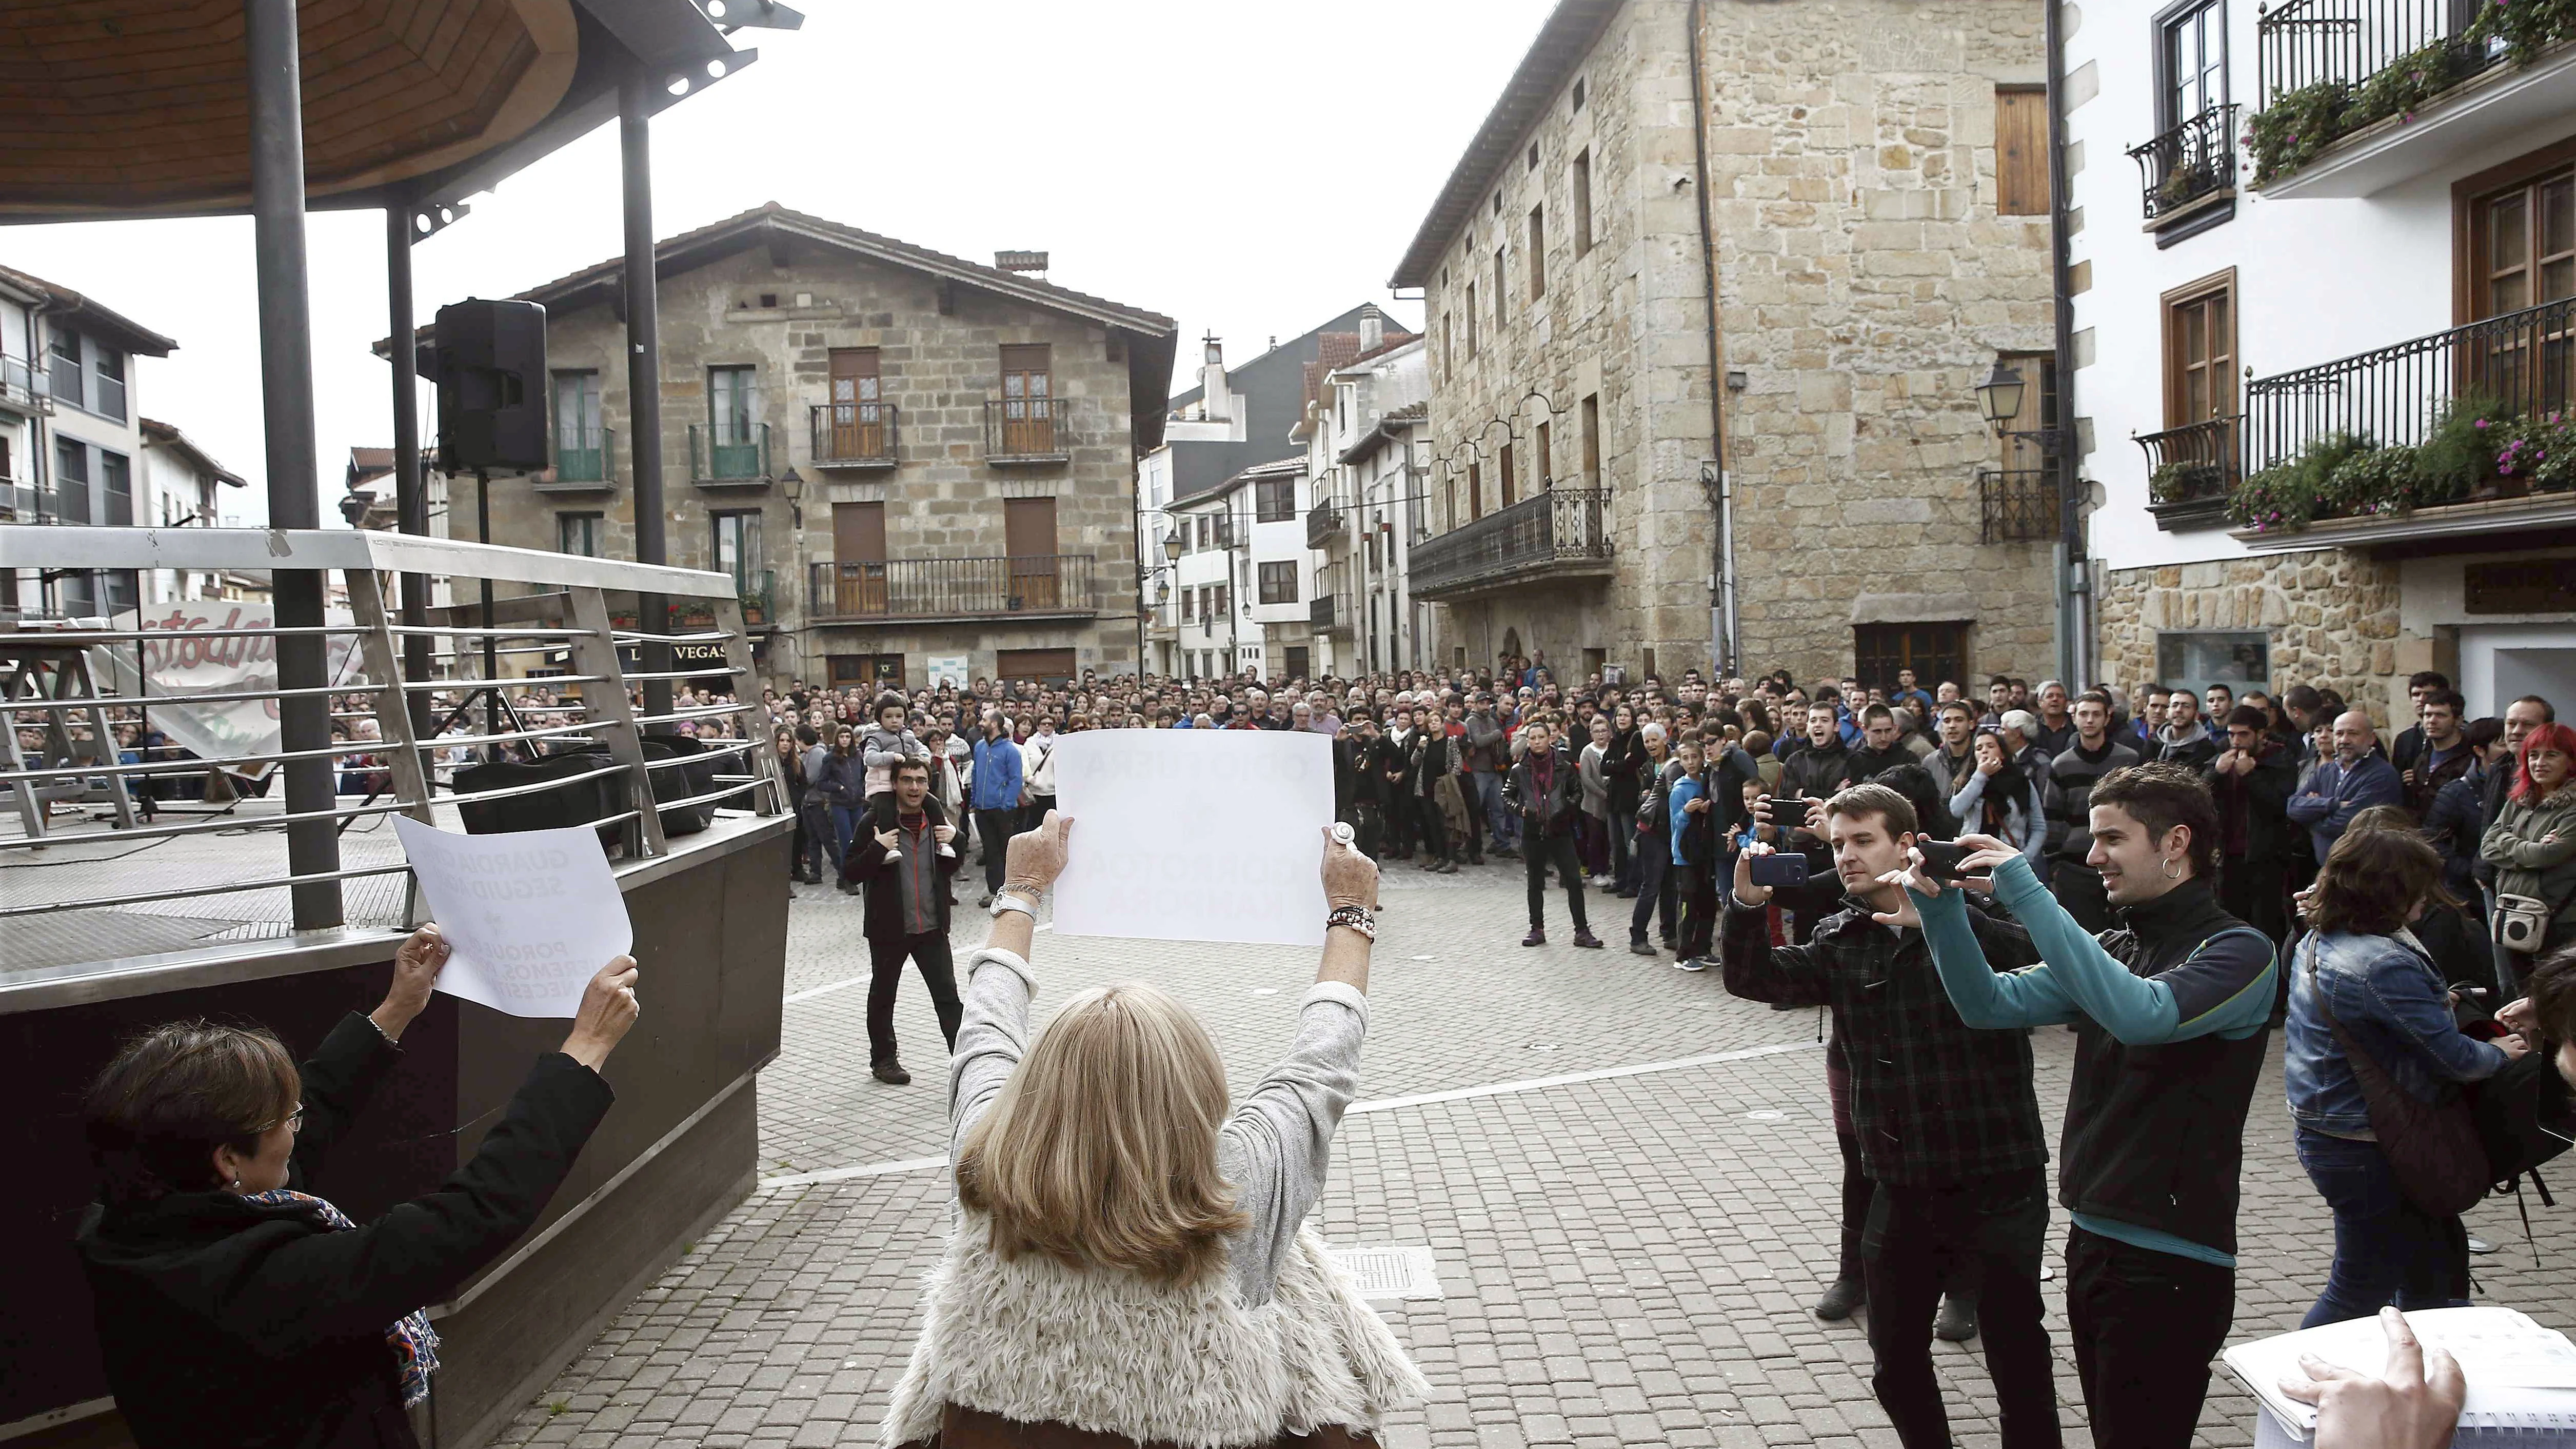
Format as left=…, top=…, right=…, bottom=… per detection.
left=242, top=1188, right=441, bottom=1408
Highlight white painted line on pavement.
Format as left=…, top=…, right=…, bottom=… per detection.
left=752, top=1038, right=1822, bottom=1193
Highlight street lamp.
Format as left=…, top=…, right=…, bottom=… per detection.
left=1162, top=526, right=1184, bottom=563
left=1975, top=360, right=2068, bottom=454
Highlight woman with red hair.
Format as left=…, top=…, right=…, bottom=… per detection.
left=2482, top=720, right=2576, bottom=966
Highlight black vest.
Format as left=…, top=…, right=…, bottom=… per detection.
left=2058, top=879, right=2271, bottom=1255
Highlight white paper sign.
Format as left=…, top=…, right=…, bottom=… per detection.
left=393, top=816, right=633, bottom=1018
left=1051, top=729, right=1335, bottom=946
left=926, top=654, right=970, bottom=690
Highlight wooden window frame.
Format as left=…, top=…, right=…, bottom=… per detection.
left=2159, top=268, right=2237, bottom=430
left=2453, top=134, right=2576, bottom=325
left=1529, top=204, right=1547, bottom=300
left=1258, top=560, right=1298, bottom=605
left=558, top=511, right=604, bottom=558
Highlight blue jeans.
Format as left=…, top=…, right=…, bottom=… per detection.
left=830, top=804, right=867, bottom=867
left=2293, top=1126, right=2470, bottom=1328
left=1472, top=771, right=1517, bottom=849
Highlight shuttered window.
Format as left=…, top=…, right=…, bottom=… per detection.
left=1996, top=87, right=2049, bottom=216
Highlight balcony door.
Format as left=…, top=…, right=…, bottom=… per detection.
left=827, top=348, right=884, bottom=460
left=833, top=501, right=888, bottom=616
left=554, top=371, right=602, bottom=481
left=999, top=344, right=1053, bottom=456
left=1004, top=496, right=1058, bottom=609
left=711, top=509, right=762, bottom=606
left=2466, top=160, right=2574, bottom=418
left=709, top=366, right=760, bottom=478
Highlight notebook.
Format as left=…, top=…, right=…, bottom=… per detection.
left=2223, top=1306, right=2576, bottom=1446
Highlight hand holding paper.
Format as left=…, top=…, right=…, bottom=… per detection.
left=393, top=817, right=636, bottom=1019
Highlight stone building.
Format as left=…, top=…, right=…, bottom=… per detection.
left=425, top=204, right=1174, bottom=691
left=1393, top=0, right=2063, bottom=691
left=2062, top=0, right=2576, bottom=722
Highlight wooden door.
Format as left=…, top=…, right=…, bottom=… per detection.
left=999, top=343, right=1053, bottom=455
left=827, top=348, right=884, bottom=460
left=833, top=501, right=888, bottom=616
left=2472, top=169, right=2575, bottom=416
left=1004, top=496, right=1058, bottom=609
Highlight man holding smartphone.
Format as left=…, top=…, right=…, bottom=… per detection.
left=1722, top=784, right=2060, bottom=1449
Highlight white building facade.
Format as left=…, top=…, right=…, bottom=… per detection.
left=1299, top=334, right=1431, bottom=677
left=2065, top=0, right=2576, bottom=720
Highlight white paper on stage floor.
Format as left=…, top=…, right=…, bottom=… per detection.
left=1051, top=729, right=1335, bottom=946
left=393, top=816, right=633, bottom=1018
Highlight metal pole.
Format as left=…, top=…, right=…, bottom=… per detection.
left=619, top=68, right=672, bottom=725
left=477, top=468, right=499, bottom=751
left=246, top=0, right=341, bottom=928
left=385, top=203, right=434, bottom=744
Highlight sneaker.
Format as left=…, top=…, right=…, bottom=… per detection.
left=1674, top=957, right=1708, bottom=972
left=1934, top=1293, right=1979, bottom=1342
left=1437, top=861, right=1458, bottom=874
left=1521, top=928, right=1546, bottom=947
left=1467, top=855, right=1486, bottom=866
left=979, top=893, right=995, bottom=908
left=1497, top=847, right=1521, bottom=860
left=837, top=879, right=858, bottom=895
left=2468, top=1235, right=2498, bottom=1255
left=1418, top=858, right=1441, bottom=871
left=1814, top=1277, right=1865, bottom=1321
left=1629, top=939, right=1658, bottom=956
left=871, top=1059, right=911, bottom=1086
left=1572, top=929, right=1604, bottom=949
left=1614, top=888, right=1639, bottom=899
left=1660, top=935, right=1679, bottom=950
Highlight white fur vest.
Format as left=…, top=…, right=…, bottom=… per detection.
left=880, top=1214, right=1429, bottom=1448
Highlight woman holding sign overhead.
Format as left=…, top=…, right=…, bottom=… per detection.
left=74, top=927, right=641, bottom=1449
left=882, top=812, right=1429, bottom=1449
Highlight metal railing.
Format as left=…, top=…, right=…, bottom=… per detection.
left=2256, top=0, right=2496, bottom=103
left=737, top=568, right=776, bottom=628
left=2129, top=105, right=2239, bottom=221
left=1305, top=501, right=1345, bottom=549
left=2244, top=295, right=2575, bottom=471
left=1310, top=590, right=1356, bottom=634
left=982, top=398, right=1071, bottom=463
left=0, top=481, right=54, bottom=523
left=807, top=554, right=1099, bottom=621
left=688, top=421, right=771, bottom=484
left=0, top=355, right=46, bottom=412
left=809, top=401, right=899, bottom=466
left=1408, top=488, right=1613, bottom=597
left=0, top=527, right=785, bottom=938
left=552, top=424, right=616, bottom=486
left=2135, top=416, right=2243, bottom=511
left=1976, top=468, right=2062, bottom=543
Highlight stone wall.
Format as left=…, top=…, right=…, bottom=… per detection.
left=466, top=232, right=1146, bottom=688
left=2095, top=548, right=2406, bottom=727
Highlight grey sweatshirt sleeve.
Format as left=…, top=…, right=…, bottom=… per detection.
left=948, top=947, right=1038, bottom=1173
left=1217, top=981, right=1369, bottom=1306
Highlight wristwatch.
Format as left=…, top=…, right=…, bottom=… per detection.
left=990, top=884, right=1042, bottom=919
left=1325, top=904, right=1377, bottom=941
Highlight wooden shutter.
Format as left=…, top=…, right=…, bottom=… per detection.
left=832, top=501, right=887, bottom=615
left=1004, top=496, right=1059, bottom=609
left=1996, top=88, right=2049, bottom=217
left=2161, top=273, right=2235, bottom=429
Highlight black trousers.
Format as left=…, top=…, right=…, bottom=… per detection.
left=1837, top=1130, right=1981, bottom=1297
left=1861, top=1168, right=2059, bottom=1449
left=2065, top=1226, right=2236, bottom=1449
left=1676, top=867, right=1718, bottom=959
left=866, top=930, right=962, bottom=1066
left=1523, top=831, right=1588, bottom=930
left=1415, top=795, right=1451, bottom=862
left=2050, top=861, right=2114, bottom=935
left=1459, top=781, right=1484, bottom=860
left=975, top=808, right=1018, bottom=893
left=2219, top=853, right=2288, bottom=944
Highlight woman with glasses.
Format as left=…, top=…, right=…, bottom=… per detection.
left=75, top=926, right=642, bottom=1449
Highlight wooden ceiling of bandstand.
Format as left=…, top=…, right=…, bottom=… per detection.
left=0, top=0, right=579, bottom=218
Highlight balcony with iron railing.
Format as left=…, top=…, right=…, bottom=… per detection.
left=539, top=425, right=617, bottom=493
left=809, top=401, right=899, bottom=468
left=983, top=398, right=1070, bottom=464
left=689, top=421, right=771, bottom=486
left=2231, top=295, right=2576, bottom=543
left=807, top=554, right=1099, bottom=624
left=2248, top=0, right=2570, bottom=197
left=1976, top=469, right=2063, bottom=544
left=2134, top=416, right=2243, bottom=529
left=1309, top=589, right=1354, bottom=636
left=2127, top=104, right=2239, bottom=229
left=1305, top=500, right=1346, bottom=550
left=1409, top=488, right=1614, bottom=599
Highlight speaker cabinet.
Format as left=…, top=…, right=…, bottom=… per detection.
left=435, top=298, right=548, bottom=473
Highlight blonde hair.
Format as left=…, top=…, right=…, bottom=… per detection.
left=955, top=982, right=1249, bottom=1285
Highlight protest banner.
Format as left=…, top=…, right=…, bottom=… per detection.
left=87, top=602, right=364, bottom=781
left=393, top=816, right=633, bottom=1018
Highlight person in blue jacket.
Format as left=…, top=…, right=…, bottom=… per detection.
left=968, top=709, right=1025, bottom=907
left=1884, top=762, right=2276, bottom=1449
left=2288, top=710, right=2405, bottom=864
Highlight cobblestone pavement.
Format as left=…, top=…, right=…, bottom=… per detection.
left=493, top=854, right=2575, bottom=1449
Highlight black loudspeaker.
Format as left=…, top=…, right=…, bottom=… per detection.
left=434, top=297, right=548, bottom=472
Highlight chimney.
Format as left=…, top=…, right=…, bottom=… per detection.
left=1199, top=333, right=1228, bottom=423
left=1359, top=310, right=1384, bottom=352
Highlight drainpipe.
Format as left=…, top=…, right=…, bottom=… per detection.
left=2047, top=0, right=2089, bottom=685
left=1685, top=0, right=1736, bottom=677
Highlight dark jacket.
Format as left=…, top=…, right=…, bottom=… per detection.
left=76, top=1014, right=614, bottom=1449
left=1461, top=711, right=1508, bottom=774
left=815, top=749, right=865, bottom=809
left=2426, top=764, right=2491, bottom=897
left=2405, top=738, right=2475, bottom=819
left=2044, top=738, right=2141, bottom=864
left=1504, top=746, right=1583, bottom=837
left=1844, top=742, right=1915, bottom=787
left=1777, top=738, right=1854, bottom=802
left=2202, top=737, right=2296, bottom=862
left=843, top=809, right=965, bottom=938
left=1719, top=893, right=2048, bottom=1185
left=1414, top=729, right=1456, bottom=797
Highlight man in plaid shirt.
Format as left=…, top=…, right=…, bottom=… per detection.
left=1722, top=782, right=2059, bottom=1449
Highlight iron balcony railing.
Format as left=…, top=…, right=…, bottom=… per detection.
left=2244, top=295, right=2575, bottom=471
left=1304, top=501, right=1346, bottom=550
left=983, top=398, right=1071, bottom=463
left=809, top=401, right=900, bottom=467
left=2256, top=0, right=2497, bottom=106
left=2134, top=416, right=2243, bottom=518
left=1976, top=469, right=2062, bottom=543
left=552, top=424, right=615, bottom=486
left=807, top=554, right=1099, bottom=622
left=689, top=421, right=771, bottom=484
left=2129, top=105, right=2240, bottom=221
left=1309, top=591, right=1338, bottom=631
left=1409, top=488, right=1613, bottom=597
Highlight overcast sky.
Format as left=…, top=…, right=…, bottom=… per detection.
left=5, top=1, right=1557, bottom=526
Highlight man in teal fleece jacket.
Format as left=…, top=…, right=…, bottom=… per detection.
left=1883, top=762, right=2276, bottom=1449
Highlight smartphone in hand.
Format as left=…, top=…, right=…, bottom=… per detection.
left=1749, top=852, right=1810, bottom=888
left=1916, top=840, right=1969, bottom=883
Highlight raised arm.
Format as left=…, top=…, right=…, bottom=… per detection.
left=1717, top=842, right=1827, bottom=1007
left=948, top=811, right=1066, bottom=1158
